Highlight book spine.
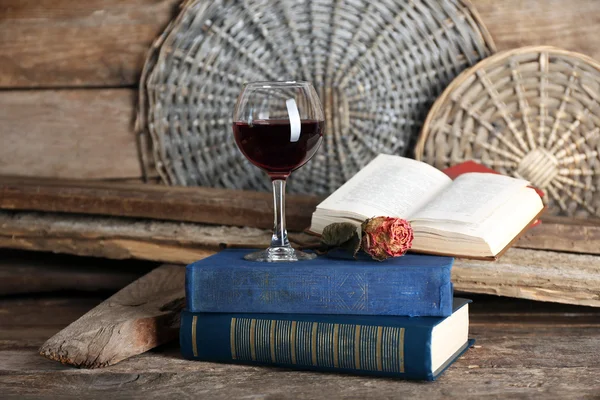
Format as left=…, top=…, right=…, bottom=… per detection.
left=186, top=264, right=453, bottom=317
left=180, top=311, right=434, bottom=380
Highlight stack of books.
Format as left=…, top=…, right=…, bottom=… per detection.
left=181, top=156, right=546, bottom=380
left=180, top=250, right=472, bottom=381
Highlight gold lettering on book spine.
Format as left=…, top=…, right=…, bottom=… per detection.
left=191, top=315, right=198, bottom=357
left=354, top=325, right=361, bottom=370
left=229, top=318, right=406, bottom=373
left=333, top=324, right=340, bottom=368
left=376, top=326, right=383, bottom=371
left=249, top=318, right=257, bottom=361
left=230, top=318, right=237, bottom=360
left=290, top=321, right=297, bottom=364
left=270, top=320, right=277, bottom=363
left=311, top=322, right=318, bottom=366
left=400, top=327, right=405, bottom=373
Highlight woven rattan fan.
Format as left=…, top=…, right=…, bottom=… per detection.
left=416, top=46, right=600, bottom=218
left=137, top=0, right=495, bottom=195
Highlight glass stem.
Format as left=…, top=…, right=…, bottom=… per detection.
left=271, top=179, right=290, bottom=248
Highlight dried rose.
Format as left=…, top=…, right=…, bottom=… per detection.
left=361, top=217, right=414, bottom=261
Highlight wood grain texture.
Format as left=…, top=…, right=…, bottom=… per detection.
left=518, top=216, right=600, bottom=255
left=0, top=176, right=321, bottom=231
left=1, top=177, right=598, bottom=254
left=474, top=0, right=600, bottom=60
left=0, top=0, right=181, bottom=88
left=0, top=89, right=142, bottom=180
left=2, top=295, right=600, bottom=399
left=1, top=210, right=599, bottom=306
left=0, top=251, right=154, bottom=295
left=0, top=297, right=105, bottom=351
left=39, top=264, right=184, bottom=368
left=0, top=211, right=281, bottom=264
left=453, top=248, right=600, bottom=307
left=0, top=0, right=598, bottom=89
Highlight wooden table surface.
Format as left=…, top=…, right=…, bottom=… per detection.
left=1, top=292, right=599, bottom=399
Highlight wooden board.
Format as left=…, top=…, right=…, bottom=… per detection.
left=0, top=297, right=105, bottom=351
left=474, top=0, right=600, bottom=61
left=1, top=177, right=599, bottom=254
left=1, top=0, right=599, bottom=89
left=1, top=210, right=599, bottom=307
left=0, top=211, right=277, bottom=264
left=0, top=177, right=321, bottom=232
left=2, top=294, right=599, bottom=398
left=2, top=1, right=599, bottom=182
left=0, top=89, right=142, bottom=180
left=0, top=0, right=181, bottom=88
left=39, top=264, right=184, bottom=368
left=453, top=247, right=600, bottom=307
left=518, top=216, right=600, bottom=255
left=0, top=250, right=155, bottom=296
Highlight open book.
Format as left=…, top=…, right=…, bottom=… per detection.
left=309, top=154, right=545, bottom=260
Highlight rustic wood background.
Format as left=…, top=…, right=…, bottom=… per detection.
left=1, top=0, right=599, bottom=181
left=2, top=279, right=599, bottom=399
left=1, top=3, right=600, bottom=395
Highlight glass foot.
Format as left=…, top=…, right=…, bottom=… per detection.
left=243, top=246, right=316, bottom=262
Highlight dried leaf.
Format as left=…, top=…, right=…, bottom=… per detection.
left=322, top=222, right=358, bottom=247
left=321, top=222, right=362, bottom=258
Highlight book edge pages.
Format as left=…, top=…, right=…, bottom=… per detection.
left=304, top=206, right=547, bottom=261
left=408, top=206, right=547, bottom=261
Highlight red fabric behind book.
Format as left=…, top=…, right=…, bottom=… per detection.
left=442, top=160, right=500, bottom=179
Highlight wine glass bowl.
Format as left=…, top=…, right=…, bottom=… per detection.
left=233, top=119, right=324, bottom=180
left=233, top=81, right=324, bottom=262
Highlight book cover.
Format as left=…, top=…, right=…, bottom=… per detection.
left=180, top=299, right=473, bottom=381
left=186, top=249, right=454, bottom=317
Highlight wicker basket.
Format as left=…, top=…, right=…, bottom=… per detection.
left=416, top=46, right=600, bottom=218
left=137, top=0, right=495, bottom=195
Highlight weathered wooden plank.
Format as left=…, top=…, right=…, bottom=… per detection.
left=1, top=0, right=599, bottom=89
left=0, top=89, right=142, bottom=180
left=0, top=297, right=104, bottom=351
left=2, top=211, right=599, bottom=306
left=1, top=347, right=598, bottom=399
left=2, top=295, right=599, bottom=352
left=0, top=176, right=321, bottom=231
left=1, top=177, right=598, bottom=253
left=0, top=0, right=180, bottom=88
left=0, top=358, right=598, bottom=400
left=518, top=216, right=600, bottom=255
left=39, top=264, right=184, bottom=368
left=3, top=293, right=600, bottom=397
left=0, top=251, right=154, bottom=296
left=474, top=0, right=600, bottom=60
left=453, top=248, right=600, bottom=307
left=0, top=297, right=104, bottom=329
left=0, top=211, right=279, bottom=264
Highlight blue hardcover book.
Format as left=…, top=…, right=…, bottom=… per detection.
left=185, top=249, right=454, bottom=317
left=180, top=299, right=473, bottom=381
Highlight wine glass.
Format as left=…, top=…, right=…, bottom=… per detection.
left=233, top=81, right=325, bottom=262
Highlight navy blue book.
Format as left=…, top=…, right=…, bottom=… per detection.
left=180, top=299, right=472, bottom=381
left=186, top=249, right=454, bottom=317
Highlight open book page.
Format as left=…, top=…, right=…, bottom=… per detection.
left=410, top=173, right=531, bottom=225
left=316, top=154, right=452, bottom=219
left=411, top=185, right=543, bottom=258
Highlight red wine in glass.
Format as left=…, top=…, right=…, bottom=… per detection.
left=233, top=119, right=324, bottom=180
left=233, top=81, right=324, bottom=262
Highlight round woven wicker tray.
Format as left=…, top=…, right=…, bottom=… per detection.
left=137, top=0, right=495, bottom=195
left=416, top=46, right=600, bottom=218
